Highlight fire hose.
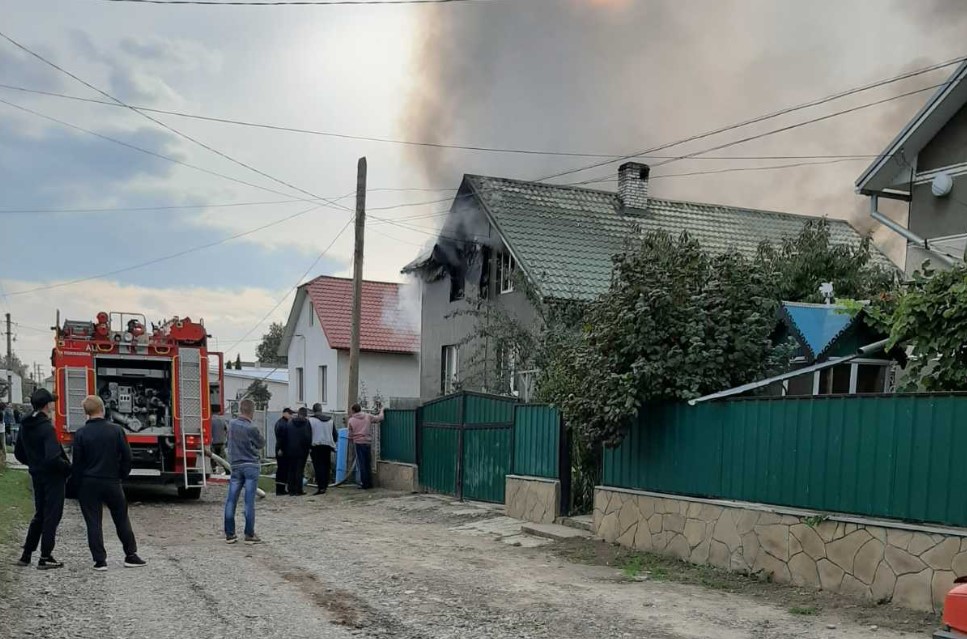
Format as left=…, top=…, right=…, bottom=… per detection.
left=207, top=450, right=267, bottom=499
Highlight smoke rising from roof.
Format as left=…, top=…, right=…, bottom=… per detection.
left=401, top=0, right=967, bottom=266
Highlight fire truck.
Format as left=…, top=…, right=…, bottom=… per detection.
left=52, top=311, right=225, bottom=499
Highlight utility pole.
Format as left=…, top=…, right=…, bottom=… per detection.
left=5, top=313, right=12, bottom=404
left=347, top=157, right=367, bottom=409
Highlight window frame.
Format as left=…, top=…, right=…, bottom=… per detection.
left=441, top=345, right=458, bottom=395
left=318, top=365, right=327, bottom=404
left=296, top=367, right=305, bottom=403
left=498, top=251, right=516, bottom=294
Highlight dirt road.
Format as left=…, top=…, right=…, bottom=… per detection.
left=2, top=486, right=924, bottom=639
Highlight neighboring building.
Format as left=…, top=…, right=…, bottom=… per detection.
left=771, top=302, right=895, bottom=396
left=0, top=369, right=24, bottom=404
left=404, top=163, right=893, bottom=400
left=856, top=60, right=967, bottom=275
left=221, top=367, right=289, bottom=413
left=277, top=276, right=420, bottom=411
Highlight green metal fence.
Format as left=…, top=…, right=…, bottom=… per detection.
left=603, top=395, right=967, bottom=528
left=380, top=409, right=416, bottom=464
left=416, top=392, right=518, bottom=502
left=513, top=405, right=561, bottom=479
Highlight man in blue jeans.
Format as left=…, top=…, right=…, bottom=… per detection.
left=223, top=399, right=264, bottom=545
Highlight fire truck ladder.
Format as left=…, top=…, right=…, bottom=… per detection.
left=178, top=348, right=207, bottom=492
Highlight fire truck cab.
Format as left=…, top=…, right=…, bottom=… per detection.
left=52, top=311, right=225, bottom=499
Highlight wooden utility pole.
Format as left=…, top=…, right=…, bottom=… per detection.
left=5, top=313, right=12, bottom=404
left=347, top=157, right=367, bottom=409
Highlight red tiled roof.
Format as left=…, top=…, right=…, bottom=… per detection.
left=303, top=276, right=419, bottom=354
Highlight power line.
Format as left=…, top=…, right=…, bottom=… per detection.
left=534, top=54, right=966, bottom=184
left=221, top=215, right=354, bottom=355
left=0, top=30, right=353, bottom=213
left=0, top=83, right=890, bottom=162
left=104, top=0, right=495, bottom=4
left=4, top=203, right=326, bottom=297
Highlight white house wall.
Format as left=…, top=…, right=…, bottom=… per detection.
left=335, top=349, right=419, bottom=409
left=222, top=374, right=288, bottom=412
left=286, top=296, right=339, bottom=410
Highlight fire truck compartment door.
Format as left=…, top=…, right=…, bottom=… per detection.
left=64, top=367, right=89, bottom=432
left=178, top=347, right=203, bottom=436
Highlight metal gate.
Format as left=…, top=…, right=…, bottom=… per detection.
left=416, top=392, right=517, bottom=503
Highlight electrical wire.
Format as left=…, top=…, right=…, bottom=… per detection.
left=0, top=83, right=895, bottom=162
left=220, top=215, right=354, bottom=355
left=3, top=203, right=326, bottom=297
left=533, top=54, right=966, bottom=184
left=0, top=31, right=354, bottom=214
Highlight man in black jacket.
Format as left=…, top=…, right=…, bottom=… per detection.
left=72, top=395, right=145, bottom=571
left=273, top=408, right=292, bottom=496
left=14, top=388, right=71, bottom=570
left=286, top=407, right=312, bottom=496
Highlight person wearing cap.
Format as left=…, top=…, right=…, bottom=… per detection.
left=14, top=388, right=71, bottom=570
left=273, top=408, right=292, bottom=495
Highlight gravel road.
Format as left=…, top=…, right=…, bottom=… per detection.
left=2, top=486, right=920, bottom=639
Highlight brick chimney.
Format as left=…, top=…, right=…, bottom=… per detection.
left=618, top=162, right=650, bottom=211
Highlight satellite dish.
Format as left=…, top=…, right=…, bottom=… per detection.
left=932, top=172, right=954, bottom=197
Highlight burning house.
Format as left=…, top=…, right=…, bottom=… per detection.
left=403, top=162, right=893, bottom=401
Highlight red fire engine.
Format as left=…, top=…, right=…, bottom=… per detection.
left=52, top=311, right=225, bottom=499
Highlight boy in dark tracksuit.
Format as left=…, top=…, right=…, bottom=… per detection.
left=14, top=388, right=71, bottom=570
left=72, top=395, right=145, bottom=571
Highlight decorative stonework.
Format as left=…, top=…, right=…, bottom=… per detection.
left=376, top=461, right=419, bottom=493
left=506, top=476, right=560, bottom=524
left=594, top=487, right=967, bottom=612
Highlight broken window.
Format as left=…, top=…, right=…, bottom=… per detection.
left=449, top=270, right=465, bottom=302
left=441, top=345, right=458, bottom=395
left=479, top=246, right=492, bottom=299
left=497, top=251, right=516, bottom=294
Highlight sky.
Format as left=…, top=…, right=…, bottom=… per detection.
left=1, top=0, right=966, bottom=376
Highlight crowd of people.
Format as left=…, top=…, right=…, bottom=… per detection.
left=11, top=388, right=386, bottom=566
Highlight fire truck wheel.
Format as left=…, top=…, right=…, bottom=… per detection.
left=177, top=487, right=202, bottom=500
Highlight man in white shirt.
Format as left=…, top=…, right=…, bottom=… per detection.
left=308, top=404, right=337, bottom=496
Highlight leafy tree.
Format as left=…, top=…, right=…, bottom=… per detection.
left=865, top=263, right=967, bottom=391
left=244, top=379, right=272, bottom=410
left=553, top=232, right=779, bottom=447
left=256, top=322, right=287, bottom=366
left=0, top=352, right=28, bottom=379
left=756, top=218, right=895, bottom=303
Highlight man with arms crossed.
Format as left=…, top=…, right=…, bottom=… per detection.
left=72, top=395, right=145, bottom=570
left=224, top=398, right=264, bottom=544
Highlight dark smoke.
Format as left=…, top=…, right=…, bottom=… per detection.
left=401, top=0, right=967, bottom=265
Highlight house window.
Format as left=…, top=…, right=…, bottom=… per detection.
left=497, top=251, right=516, bottom=294
left=296, top=367, right=305, bottom=403
left=479, top=246, right=492, bottom=299
left=309, top=305, right=314, bottom=325
left=449, top=270, right=465, bottom=302
left=318, top=365, right=327, bottom=404
left=506, top=349, right=518, bottom=397
left=441, top=345, right=458, bottom=395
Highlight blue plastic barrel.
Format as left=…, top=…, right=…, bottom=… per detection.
left=335, top=428, right=349, bottom=482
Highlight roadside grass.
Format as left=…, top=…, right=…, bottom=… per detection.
left=0, top=467, right=32, bottom=596
left=551, top=537, right=939, bottom=635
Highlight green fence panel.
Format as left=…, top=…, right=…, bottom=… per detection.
left=419, top=425, right=459, bottom=496
left=464, top=393, right=517, bottom=424
left=603, top=395, right=967, bottom=528
left=513, top=405, right=560, bottom=479
left=421, top=395, right=463, bottom=425
left=380, top=409, right=416, bottom=464
left=462, top=427, right=513, bottom=503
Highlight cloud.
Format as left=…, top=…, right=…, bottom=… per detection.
left=2, top=277, right=295, bottom=370
left=119, top=36, right=223, bottom=74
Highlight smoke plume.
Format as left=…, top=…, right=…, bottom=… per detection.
left=402, top=0, right=967, bottom=265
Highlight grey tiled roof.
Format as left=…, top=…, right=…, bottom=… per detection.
left=466, top=174, right=896, bottom=302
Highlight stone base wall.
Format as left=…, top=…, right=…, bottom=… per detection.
left=506, top=475, right=560, bottom=524
left=595, top=487, right=967, bottom=612
left=377, top=462, right=419, bottom=493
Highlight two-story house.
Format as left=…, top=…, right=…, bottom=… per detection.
left=856, top=59, right=967, bottom=274
left=404, top=162, right=892, bottom=401
left=277, top=275, right=420, bottom=410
